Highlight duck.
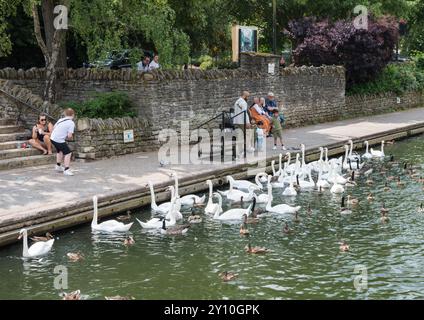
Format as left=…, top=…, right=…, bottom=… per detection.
left=91, top=196, right=133, bottom=233
left=213, top=193, right=256, bottom=221
left=18, top=229, right=54, bottom=258
left=418, top=203, right=423, bottom=213
left=365, top=178, right=374, bottom=186
left=188, top=212, right=203, bottom=224
left=124, top=236, right=135, bottom=246
left=205, top=180, right=222, bottom=215
left=239, top=223, right=250, bottom=236
left=339, top=241, right=350, bottom=252
left=283, top=222, right=293, bottom=235
left=307, top=204, right=313, bottom=216
left=67, top=252, right=84, bottom=262
left=397, top=177, right=405, bottom=188
left=340, top=196, right=352, bottom=215
left=367, top=193, right=375, bottom=201
left=345, top=171, right=357, bottom=187
left=381, top=210, right=390, bottom=223
left=160, top=220, right=190, bottom=236
left=347, top=195, right=359, bottom=206
left=383, top=182, right=391, bottom=192
left=116, top=211, right=132, bottom=223
left=30, top=232, right=54, bottom=242
left=293, top=212, right=301, bottom=223
left=137, top=197, right=178, bottom=229
left=62, top=290, right=81, bottom=300
left=219, top=271, right=238, bottom=282
left=386, top=140, right=395, bottom=145
left=381, top=203, right=389, bottom=217
left=245, top=243, right=269, bottom=254
left=242, top=213, right=259, bottom=224
left=370, top=141, right=385, bottom=158
left=362, top=141, right=373, bottom=160
left=266, top=176, right=301, bottom=215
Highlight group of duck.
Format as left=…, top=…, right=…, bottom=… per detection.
left=17, top=139, right=423, bottom=260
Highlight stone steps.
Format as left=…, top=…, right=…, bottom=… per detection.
left=0, top=131, right=30, bottom=143
left=0, top=148, right=42, bottom=160
left=0, top=141, right=27, bottom=151
left=0, top=125, right=24, bottom=134
left=0, top=154, right=56, bottom=171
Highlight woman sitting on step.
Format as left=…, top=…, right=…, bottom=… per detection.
left=249, top=97, right=271, bottom=136
left=28, top=114, right=54, bottom=155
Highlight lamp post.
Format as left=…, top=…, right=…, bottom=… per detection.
left=272, top=0, right=277, bottom=54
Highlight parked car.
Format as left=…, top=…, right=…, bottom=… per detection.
left=83, top=49, right=154, bottom=69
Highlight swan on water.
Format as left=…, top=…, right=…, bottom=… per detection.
left=91, top=196, right=134, bottom=233
left=370, top=141, right=385, bottom=158
left=282, top=174, right=297, bottom=197
left=205, top=180, right=223, bottom=215
left=227, top=175, right=262, bottom=191
left=137, top=198, right=178, bottom=229
left=362, top=141, right=373, bottom=160
left=18, top=229, right=54, bottom=258
left=212, top=193, right=256, bottom=221
left=173, top=173, right=206, bottom=206
left=266, top=176, right=301, bottom=214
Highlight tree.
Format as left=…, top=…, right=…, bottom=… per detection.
left=285, top=15, right=399, bottom=86
left=404, top=0, right=424, bottom=53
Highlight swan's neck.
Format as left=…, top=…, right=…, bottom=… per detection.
left=325, top=149, right=328, bottom=162
left=349, top=141, right=353, bottom=156
left=381, top=143, right=385, bottom=153
left=319, top=149, right=323, bottom=161
left=271, top=162, right=276, bottom=176
left=22, top=231, right=29, bottom=257
left=267, top=184, right=273, bottom=208
left=255, top=174, right=261, bottom=188
left=301, top=148, right=306, bottom=166
left=213, top=195, right=223, bottom=219
left=174, top=175, right=180, bottom=198
left=91, top=198, right=98, bottom=227
left=365, top=142, right=369, bottom=153
left=279, top=156, right=283, bottom=172
left=149, top=184, right=158, bottom=207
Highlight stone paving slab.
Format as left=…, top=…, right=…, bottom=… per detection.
left=0, top=107, right=423, bottom=221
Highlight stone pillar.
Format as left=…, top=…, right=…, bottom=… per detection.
left=239, top=52, right=280, bottom=75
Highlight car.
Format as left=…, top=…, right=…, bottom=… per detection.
left=83, top=49, right=154, bottom=69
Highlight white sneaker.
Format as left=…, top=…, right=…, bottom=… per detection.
left=55, top=165, right=64, bottom=172
left=272, top=146, right=277, bottom=150
left=282, top=146, right=287, bottom=151
left=63, top=169, right=74, bottom=176
left=248, top=147, right=255, bottom=153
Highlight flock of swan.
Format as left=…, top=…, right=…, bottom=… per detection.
left=17, top=139, right=423, bottom=260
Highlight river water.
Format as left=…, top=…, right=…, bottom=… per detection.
left=0, top=135, right=423, bottom=300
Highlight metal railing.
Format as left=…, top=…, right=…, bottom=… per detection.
left=0, top=88, right=58, bottom=125
left=195, top=109, right=248, bottom=162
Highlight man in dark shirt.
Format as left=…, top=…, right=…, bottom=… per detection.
left=265, top=92, right=285, bottom=125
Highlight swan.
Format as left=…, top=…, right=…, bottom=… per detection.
left=286, top=153, right=301, bottom=176
left=330, top=181, right=345, bottom=194
left=266, top=176, right=301, bottom=214
left=137, top=198, right=178, bottom=229
left=254, top=192, right=270, bottom=204
left=18, top=229, right=54, bottom=258
left=316, top=162, right=330, bottom=189
left=296, top=172, right=315, bottom=190
left=227, top=175, right=262, bottom=191
left=276, top=153, right=284, bottom=176
left=282, top=174, right=297, bottom=196
left=362, top=141, right=373, bottom=160
left=91, top=196, right=133, bottom=233
left=205, top=180, right=223, bottom=215
left=164, top=186, right=183, bottom=221
left=309, top=147, right=324, bottom=173
left=227, top=185, right=255, bottom=202
left=370, top=141, right=385, bottom=158
left=299, top=144, right=311, bottom=176
left=173, top=173, right=206, bottom=206
left=348, top=140, right=361, bottom=161
left=270, top=161, right=286, bottom=188
left=213, top=193, right=255, bottom=221
left=148, top=181, right=174, bottom=214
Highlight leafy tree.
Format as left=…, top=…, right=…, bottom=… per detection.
left=285, top=15, right=399, bottom=86
left=404, top=0, right=424, bottom=53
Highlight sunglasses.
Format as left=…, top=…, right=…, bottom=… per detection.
left=40, top=119, right=46, bottom=122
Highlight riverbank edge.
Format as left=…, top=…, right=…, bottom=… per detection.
left=1, top=122, right=423, bottom=248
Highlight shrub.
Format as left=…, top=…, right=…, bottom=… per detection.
left=285, top=16, right=399, bottom=87
left=63, top=92, right=137, bottom=119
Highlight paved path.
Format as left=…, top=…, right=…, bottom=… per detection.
left=1, top=107, right=423, bottom=221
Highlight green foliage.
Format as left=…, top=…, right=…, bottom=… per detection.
left=347, top=61, right=424, bottom=96
left=63, top=92, right=137, bottom=119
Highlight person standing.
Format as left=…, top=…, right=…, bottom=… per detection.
left=28, top=114, right=54, bottom=155
left=271, top=110, right=286, bottom=151
left=51, top=108, right=76, bottom=176
left=233, top=91, right=254, bottom=153
left=149, top=54, right=160, bottom=70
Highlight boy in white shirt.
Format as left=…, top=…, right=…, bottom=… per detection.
left=51, top=108, right=76, bottom=176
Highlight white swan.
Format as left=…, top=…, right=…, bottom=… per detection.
left=18, top=229, right=54, bottom=258
left=148, top=181, right=172, bottom=214
left=330, top=181, right=345, bottom=194
left=266, top=176, right=301, bottom=214
left=270, top=160, right=286, bottom=188
left=309, top=147, right=324, bottom=173
left=213, top=193, right=255, bottom=221
left=370, top=141, right=385, bottom=158
left=219, top=176, right=255, bottom=202
left=164, top=186, right=183, bottom=221
left=91, top=196, right=133, bottom=233
left=282, top=174, right=297, bottom=197
left=205, top=180, right=222, bottom=215
left=137, top=198, right=178, bottom=229
left=295, top=172, right=315, bottom=190
left=362, top=141, right=373, bottom=160
left=173, top=173, right=206, bottom=206
left=348, top=140, right=361, bottom=161
left=316, top=162, right=330, bottom=189
left=227, top=175, right=262, bottom=191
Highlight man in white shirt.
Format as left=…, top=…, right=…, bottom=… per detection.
left=233, top=91, right=255, bottom=153
left=51, top=108, right=76, bottom=176
left=149, top=55, right=160, bottom=70
left=137, top=56, right=151, bottom=72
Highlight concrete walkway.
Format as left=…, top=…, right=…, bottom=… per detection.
left=1, top=107, right=423, bottom=223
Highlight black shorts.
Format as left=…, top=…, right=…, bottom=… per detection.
left=51, top=140, right=72, bottom=155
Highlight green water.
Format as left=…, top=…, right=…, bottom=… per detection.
left=0, top=136, right=423, bottom=300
